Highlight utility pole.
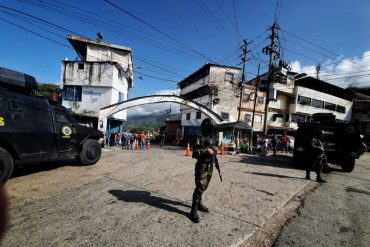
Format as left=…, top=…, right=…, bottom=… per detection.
left=262, top=22, right=281, bottom=135
left=249, top=63, right=260, bottom=149
left=238, top=40, right=250, bottom=122
left=316, top=64, right=321, bottom=79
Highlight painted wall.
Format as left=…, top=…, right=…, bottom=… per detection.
left=61, top=62, right=129, bottom=120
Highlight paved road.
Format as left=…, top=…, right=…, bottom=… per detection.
left=2, top=147, right=313, bottom=246
left=274, top=153, right=370, bottom=247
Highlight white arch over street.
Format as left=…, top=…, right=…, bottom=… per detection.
left=98, top=95, right=226, bottom=132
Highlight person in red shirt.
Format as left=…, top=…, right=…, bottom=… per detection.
left=280, top=132, right=290, bottom=153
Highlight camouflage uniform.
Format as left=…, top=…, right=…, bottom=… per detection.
left=192, top=135, right=214, bottom=207
left=306, top=132, right=327, bottom=183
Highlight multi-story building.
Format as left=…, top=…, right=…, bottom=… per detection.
left=179, top=63, right=241, bottom=138
left=61, top=34, right=133, bottom=133
left=251, top=72, right=353, bottom=133
left=239, top=84, right=266, bottom=132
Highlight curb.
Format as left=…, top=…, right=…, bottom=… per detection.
left=239, top=181, right=319, bottom=247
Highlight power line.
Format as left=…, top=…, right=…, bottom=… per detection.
left=280, top=28, right=340, bottom=57
left=232, top=0, right=241, bottom=42
left=17, top=0, right=207, bottom=62
left=103, top=0, right=213, bottom=62
left=0, top=16, right=72, bottom=49
left=193, top=0, right=238, bottom=49
left=161, top=0, right=224, bottom=59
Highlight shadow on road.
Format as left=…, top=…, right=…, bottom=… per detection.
left=245, top=171, right=306, bottom=180
left=234, top=154, right=306, bottom=171
left=109, top=190, right=190, bottom=217
left=10, top=161, right=76, bottom=179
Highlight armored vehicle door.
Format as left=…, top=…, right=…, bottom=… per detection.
left=53, top=109, right=75, bottom=152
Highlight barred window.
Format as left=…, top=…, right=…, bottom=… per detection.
left=336, top=105, right=345, bottom=113
left=324, top=102, right=336, bottom=111
left=225, top=72, right=234, bottom=82
left=311, top=99, right=324, bottom=108
left=298, top=95, right=311, bottom=106
left=257, top=96, right=264, bottom=104
left=244, top=114, right=251, bottom=122
left=196, top=111, right=201, bottom=119
left=63, top=86, right=82, bottom=102
left=186, top=113, right=191, bottom=120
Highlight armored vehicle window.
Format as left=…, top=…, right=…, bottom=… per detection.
left=55, top=112, right=72, bottom=123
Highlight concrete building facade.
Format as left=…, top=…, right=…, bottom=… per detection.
left=252, top=72, right=353, bottom=133
left=179, top=64, right=241, bottom=138
left=61, top=35, right=133, bottom=133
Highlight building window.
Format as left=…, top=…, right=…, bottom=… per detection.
left=78, top=63, right=84, bottom=70
left=221, top=112, right=230, bottom=120
left=298, top=95, right=311, bottom=106
left=336, top=105, right=345, bottom=113
left=257, top=96, right=264, bottom=104
left=311, top=99, right=324, bottom=108
left=186, top=113, right=191, bottom=120
left=118, top=69, right=124, bottom=80
left=63, top=86, right=82, bottom=102
left=118, top=92, right=124, bottom=102
left=324, top=102, right=336, bottom=111
left=244, top=114, right=251, bottom=122
left=254, top=115, right=262, bottom=123
left=225, top=72, right=234, bottom=82
left=196, top=111, right=201, bottom=119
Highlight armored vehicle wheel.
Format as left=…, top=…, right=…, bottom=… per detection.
left=342, top=157, right=355, bottom=173
left=79, top=140, right=101, bottom=165
left=0, top=147, right=14, bottom=184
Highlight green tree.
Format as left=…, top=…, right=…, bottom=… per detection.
left=34, top=83, right=61, bottom=98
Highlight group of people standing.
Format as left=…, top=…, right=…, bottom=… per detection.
left=109, top=130, right=148, bottom=150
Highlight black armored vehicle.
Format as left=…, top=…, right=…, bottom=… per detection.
left=293, top=113, right=363, bottom=172
left=0, top=67, right=103, bottom=183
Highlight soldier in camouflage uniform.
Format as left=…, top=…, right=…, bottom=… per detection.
left=306, top=129, right=327, bottom=183
left=190, top=118, right=222, bottom=223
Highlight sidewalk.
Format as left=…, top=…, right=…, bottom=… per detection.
left=3, top=147, right=311, bottom=247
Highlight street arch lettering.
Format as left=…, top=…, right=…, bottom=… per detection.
left=0, top=117, right=5, bottom=127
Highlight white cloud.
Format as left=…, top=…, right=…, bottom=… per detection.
left=290, top=50, right=370, bottom=88
left=127, top=88, right=181, bottom=117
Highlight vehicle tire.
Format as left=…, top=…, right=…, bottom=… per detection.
left=341, top=157, right=355, bottom=173
left=0, top=147, right=14, bottom=184
left=79, top=139, right=102, bottom=166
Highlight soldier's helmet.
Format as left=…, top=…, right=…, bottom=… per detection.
left=314, top=129, right=324, bottom=138
left=200, top=118, right=215, bottom=136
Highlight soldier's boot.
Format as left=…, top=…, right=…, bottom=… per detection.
left=305, top=171, right=311, bottom=180
left=190, top=201, right=200, bottom=223
left=198, top=200, right=209, bottom=213
left=316, top=175, right=327, bottom=183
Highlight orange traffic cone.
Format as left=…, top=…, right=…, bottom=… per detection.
left=185, top=143, right=191, bottom=157
left=147, top=140, right=151, bottom=150
left=220, top=142, right=225, bottom=155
